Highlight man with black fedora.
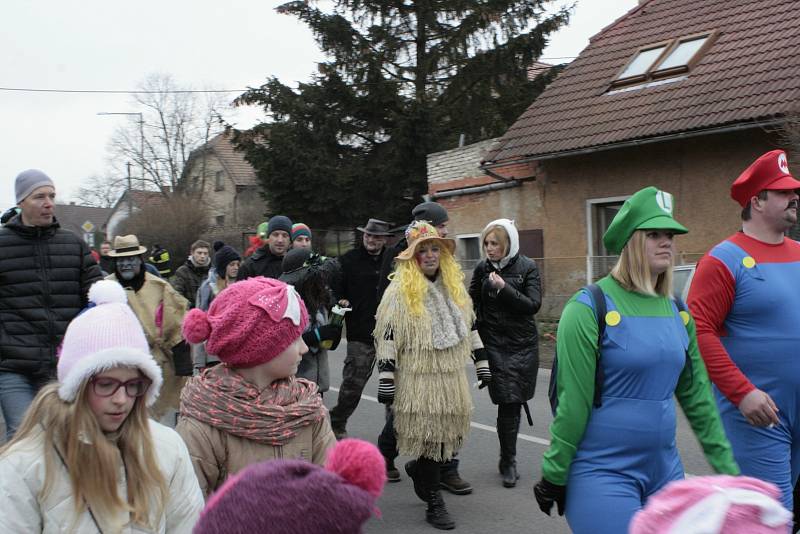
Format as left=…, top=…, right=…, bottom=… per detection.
left=329, top=218, right=393, bottom=441
left=107, top=234, right=191, bottom=419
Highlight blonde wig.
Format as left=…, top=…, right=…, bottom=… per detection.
left=393, top=243, right=468, bottom=316
left=480, top=225, right=510, bottom=259
left=0, top=378, right=167, bottom=531
left=610, top=229, right=674, bottom=297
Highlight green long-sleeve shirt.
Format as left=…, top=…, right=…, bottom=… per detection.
left=541, top=276, right=739, bottom=485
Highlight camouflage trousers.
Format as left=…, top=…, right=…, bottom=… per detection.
left=329, top=340, right=375, bottom=432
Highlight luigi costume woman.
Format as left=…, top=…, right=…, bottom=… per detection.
left=533, top=187, right=739, bottom=534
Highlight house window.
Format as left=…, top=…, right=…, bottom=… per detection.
left=456, top=234, right=481, bottom=271
left=215, top=215, right=225, bottom=226
left=192, top=175, right=199, bottom=191
left=214, top=171, right=225, bottom=191
left=586, top=196, right=629, bottom=282
left=611, top=31, right=715, bottom=89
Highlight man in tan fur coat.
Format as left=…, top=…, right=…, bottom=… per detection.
left=107, top=234, right=190, bottom=419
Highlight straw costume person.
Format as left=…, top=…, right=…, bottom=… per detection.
left=375, top=221, right=490, bottom=530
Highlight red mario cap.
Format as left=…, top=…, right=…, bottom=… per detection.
left=731, top=150, right=800, bottom=207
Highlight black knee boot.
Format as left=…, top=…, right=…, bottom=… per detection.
left=497, top=413, right=521, bottom=488
left=417, top=457, right=455, bottom=530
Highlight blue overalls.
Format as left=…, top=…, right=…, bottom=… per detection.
left=710, top=240, right=800, bottom=509
left=565, top=291, right=689, bottom=534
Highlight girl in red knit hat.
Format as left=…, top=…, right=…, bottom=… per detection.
left=177, top=276, right=336, bottom=498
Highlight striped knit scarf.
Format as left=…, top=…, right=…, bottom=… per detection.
left=180, top=365, right=325, bottom=446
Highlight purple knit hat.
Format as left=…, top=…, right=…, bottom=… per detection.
left=182, top=277, right=308, bottom=367
left=630, top=475, right=791, bottom=534
left=194, top=438, right=387, bottom=534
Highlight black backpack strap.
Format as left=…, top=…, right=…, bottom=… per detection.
left=547, top=283, right=607, bottom=416
left=584, top=284, right=607, bottom=408
left=673, top=296, right=693, bottom=385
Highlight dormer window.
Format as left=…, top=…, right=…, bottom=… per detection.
left=610, top=31, right=716, bottom=90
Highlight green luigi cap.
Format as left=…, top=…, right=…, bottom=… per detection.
left=602, top=186, right=688, bottom=254
left=257, top=222, right=269, bottom=239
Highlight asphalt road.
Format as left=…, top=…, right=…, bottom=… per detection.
left=324, top=341, right=715, bottom=534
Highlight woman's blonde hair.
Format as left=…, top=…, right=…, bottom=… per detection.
left=394, top=242, right=468, bottom=316
left=610, top=229, right=674, bottom=297
left=480, top=225, right=510, bottom=259
left=0, top=376, right=167, bottom=531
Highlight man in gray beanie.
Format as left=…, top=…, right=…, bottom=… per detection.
left=0, top=170, right=102, bottom=439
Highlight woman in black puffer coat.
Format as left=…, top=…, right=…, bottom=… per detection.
left=469, top=218, right=542, bottom=488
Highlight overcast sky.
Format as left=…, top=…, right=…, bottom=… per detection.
left=0, top=0, right=639, bottom=209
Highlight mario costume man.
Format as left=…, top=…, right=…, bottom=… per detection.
left=688, top=149, right=800, bottom=509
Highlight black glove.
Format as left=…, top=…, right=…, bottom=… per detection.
left=171, top=341, right=193, bottom=377
left=377, top=378, right=395, bottom=404
left=534, top=478, right=566, bottom=516
left=317, top=324, right=342, bottom=350
left=302, top=330, right=319, bottom=349
left=476, top=366, right=492, bottom=389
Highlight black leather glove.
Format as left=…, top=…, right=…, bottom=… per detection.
left=534, top=478, right=566, bottom=516
left=317, top=324, right=342, bottom=350
left=377, top=378, right=395, bottom=404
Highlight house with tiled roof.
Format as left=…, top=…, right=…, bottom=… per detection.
left=55, top=202, right=112, bottom=249
left=430, top=0, right=800, bottom=317
left=105, top=189, right=167, bottom=240
left=181, top=131, right=265, bottom=246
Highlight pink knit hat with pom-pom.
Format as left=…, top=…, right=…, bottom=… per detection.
left=630, top=475, right=791, bottom=534
left=182, top=277, right=308, bottom=367
left=193, top=438, right=387, bottom=534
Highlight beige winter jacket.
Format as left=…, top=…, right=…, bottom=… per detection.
left=0, top=420, right=204, bottom=533
left=176, top=413, right=336, bottom=498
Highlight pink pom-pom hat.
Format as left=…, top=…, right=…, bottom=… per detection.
left=181, top=277, right=309, bottom=368
left=630, top=475, right=792, bottom=534
left=194, top=438, right=387, bottom=534
left=57, top=280, right=163, bottom=406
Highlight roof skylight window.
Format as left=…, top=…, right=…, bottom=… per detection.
left=610, top=31, right=716, bottom=89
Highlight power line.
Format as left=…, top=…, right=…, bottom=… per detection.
left=0, top=57, right=578, bottom=96
left=0, top=87, right=247, bottom=94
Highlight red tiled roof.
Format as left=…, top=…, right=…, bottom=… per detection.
left=485, top=0, right=800, bottom=164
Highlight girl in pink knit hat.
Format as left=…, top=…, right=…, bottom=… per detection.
left=0, top=280, right=204, bottom=533
left=630, top=475, right=792, bottom=534
left=176, top=276, right=336, bottom=498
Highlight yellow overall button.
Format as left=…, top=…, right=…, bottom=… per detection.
left=679, top=310, right=691, bottom=326
left=605, top=311, right=621, bottom=326
left=742, top=256, right=756, bottom=268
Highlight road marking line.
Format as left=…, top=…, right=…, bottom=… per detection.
left=329, top=387, right=551, bottom=446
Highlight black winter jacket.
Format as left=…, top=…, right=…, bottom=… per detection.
left=171, top=258, right=209, bottom=308
left=0, top=216, right=102, bottom=378
left=469, top=254, right=542, bottom=404
left=335, top=246, right=386, bottom=342
left=237, top=246, right=284, bottom=281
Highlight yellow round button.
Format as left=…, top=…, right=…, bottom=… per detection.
left=742, top=256, right=756, bottom=268
left=605, top=311, right=621, bottom=326
left=679, top=310, right=691, bottom=326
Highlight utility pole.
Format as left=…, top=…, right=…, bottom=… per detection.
left=126, top=162, right=133, bottom=216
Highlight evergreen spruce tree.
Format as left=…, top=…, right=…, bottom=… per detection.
left=234, top=0, right=570, bottom=228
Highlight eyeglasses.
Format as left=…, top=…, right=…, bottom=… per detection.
left=89, top=376, right=151, bottom=398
